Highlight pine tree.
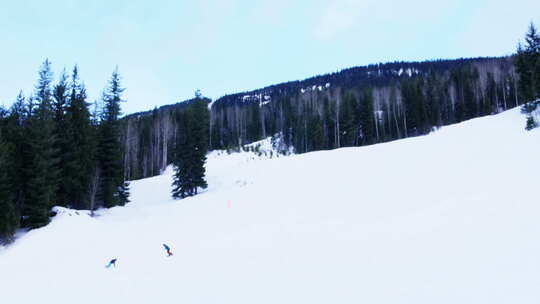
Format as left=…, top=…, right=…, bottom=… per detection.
left=172, top=110, right=193, bottom=199
left=516, top=22, right=540, bottom=129
left=425, top=72, right=442, bottom=127
left=63, top=66, right=96, bottom=209
left=339, top=93, right=357, bottom=147
left=4, top=92, right=28, bottom=222
left=525, top=115, right=538, bottom=130
left=23, top=60, right=58, bottom=228
left=308, top=115, right=324, bottom=151
left=190, top=98, right=210, bottom=193
left=52, top=70, right=69, bottom=206
left=358, top=88, right=376, bottom=145
left=97, top=68, right=129, bottom=207
left=172, top=96, right=210, bottom=199
left=0, top=116, right=18, bottom=243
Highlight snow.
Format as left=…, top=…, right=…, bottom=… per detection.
left=242, top=136, right=287, bottom=155
left=1, top=108, right=540, bottom=304
left=259, top=95, right=271, bottom=107
left=301, top=84, right=329, bottom=94
left=207, top=99, right=216, bottom=110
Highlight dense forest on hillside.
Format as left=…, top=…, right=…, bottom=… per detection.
left=122, top=56, right=522, bottom=181
left=209, top=57, right=520, bottom=152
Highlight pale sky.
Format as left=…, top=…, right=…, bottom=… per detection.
left=1, top=0, right=539, bottom=114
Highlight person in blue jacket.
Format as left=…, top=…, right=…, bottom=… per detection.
left=163, top=244, right=173, bottom=257
left=106, top=258, right=117, bottom=268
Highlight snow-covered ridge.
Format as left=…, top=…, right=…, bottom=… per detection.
left=221, top=65, right=425, bottom=108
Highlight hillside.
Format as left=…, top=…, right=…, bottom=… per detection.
left=121, top=56, right=520, bottom=180
left=1, top=107, right=538, bottom=304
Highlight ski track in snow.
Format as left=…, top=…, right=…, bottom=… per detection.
left=1, top=107, right=539, bottom=304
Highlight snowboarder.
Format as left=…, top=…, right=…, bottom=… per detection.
left=106, top=258, right=117, bottom=268
left=163, top=244, right=173, bottom=257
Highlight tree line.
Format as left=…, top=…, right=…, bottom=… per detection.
left=209, top=57, right=521, bottom=154
left=0, top=61, right=129, bottom=243
left=118, top=56, right=527, bottom=183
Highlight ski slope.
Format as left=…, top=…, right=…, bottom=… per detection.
left=1, top=108, right=539, bottom=304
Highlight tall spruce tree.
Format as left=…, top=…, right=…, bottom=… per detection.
left=190, top=98, right=210, bottom=193
left=63, top=66, right=96, bottom=209
left=23, top=59, right=58, bottom=228
left=5, top=92, right=28, bottom=222
left=97, top=68, right=129, bottom=207
left=52, top=70, right=69, bottom=206
left=172, top=109, right=193, bottom=199
left=172, top=96, right=210, bottom=199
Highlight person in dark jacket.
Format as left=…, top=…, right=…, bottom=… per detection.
left=106, top=258, right=117, bottom=268
left=163, top=244, right=173, bottom=257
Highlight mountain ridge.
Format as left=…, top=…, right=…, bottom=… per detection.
left=121, top=55, right=519, bottom=180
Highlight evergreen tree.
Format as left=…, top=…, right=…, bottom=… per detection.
left=52, top=70, right=69, bottom=206
left=322, top=97, right=336, bottom=150
left=0, top=116, right=17, bottom=243
left=358, top=88, right=376, bottom=145
left=97, top=68, right=129, bottom=207
left=515, top=22, right=540, bottom=130
left=23, top=60, right=58, bottom=228
left=64, top=66, right=96, bottom=209
left=248, top=103, right=261, bottom=141
left=172, top=110, right=193, bottom=199
left=190, top=98, right=210, bottom=193
left=307, top=114, right=324, bottom=151
left=339, top=93, right=357, bottom=147
left=516, top=23, right=540, bottom=102
left=172, top=97, right=210, bottom=199
left=425, top=72, right=442, bottom=127
left=525, top=115, right=538, bottom=130
left=4, top=93, right=28, bottom=221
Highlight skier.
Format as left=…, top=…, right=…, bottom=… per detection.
left=163, top=244, right=173, bottom=257
left=105, top=258, right=117, bottom=268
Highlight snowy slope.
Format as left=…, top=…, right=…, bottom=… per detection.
left=1, top=108, right=539, bottom=304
